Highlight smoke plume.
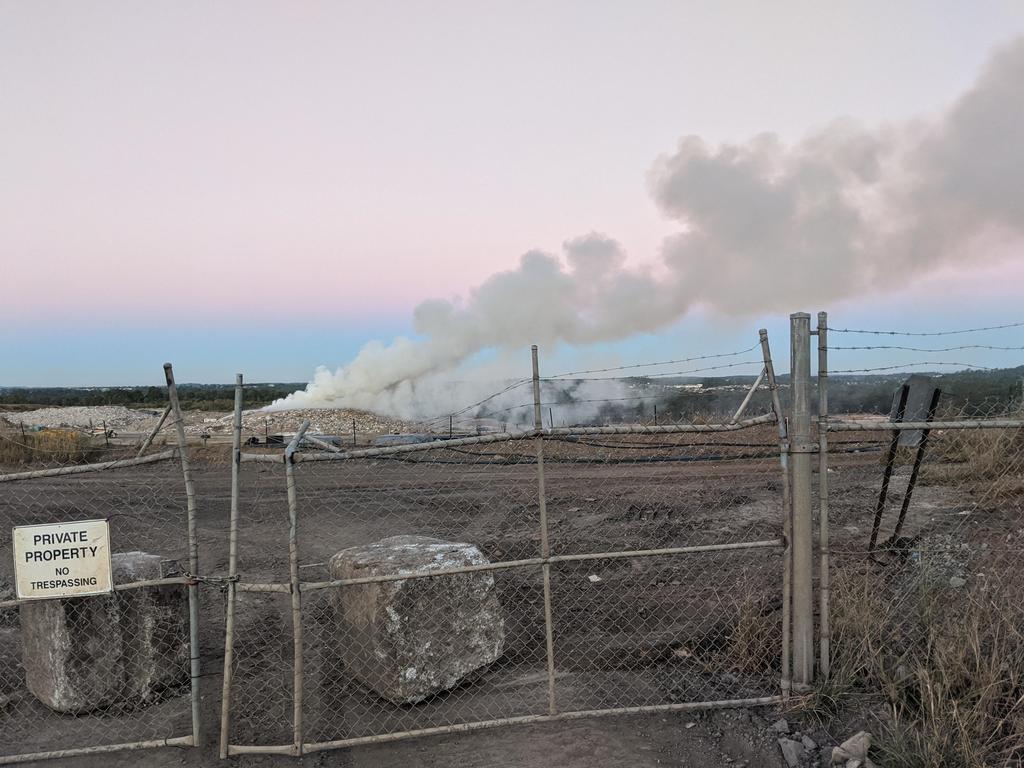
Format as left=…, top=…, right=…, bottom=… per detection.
left=275, top=37, right=1024, bottom=417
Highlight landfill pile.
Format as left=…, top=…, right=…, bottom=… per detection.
left=0, top=406, right=163, bottom=432
left=197, top=408, right=418, bottom=437
left=0, top=405, right=419, bottom=439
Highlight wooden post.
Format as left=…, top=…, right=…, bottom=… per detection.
left=163, top=363, right=202, bottom=747
left=352, top=419, right=356, bottom=447
left=137, top=404, right=172, bottom=458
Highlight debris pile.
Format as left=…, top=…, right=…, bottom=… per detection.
left=0, top=406, right=162, bottom=432
left=233, top=408, right=416, bottom=437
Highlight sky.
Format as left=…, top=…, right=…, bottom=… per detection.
left=2, top=1, right=1023, bottom=389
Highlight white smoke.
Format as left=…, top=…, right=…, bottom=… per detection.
left=275, top=37, right=1024, bottom=417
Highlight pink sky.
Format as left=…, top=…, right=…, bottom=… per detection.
left=5, top=2, right=1024, bottom=324
left=2, top=3, right=1024, bottom=387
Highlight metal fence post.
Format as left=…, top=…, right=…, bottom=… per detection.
left=163, top=362, right=203, bottom=747
left=219, top=373, right=244, bottom=758
left=285, top=420, right=310, bottom=756
left=759, top=329, right=791, bottom=698
left=817, top=313, right=830, bottom=679
left=532, top=345, right=557, bottom=715
left=789, top=314, right=815, bottom=688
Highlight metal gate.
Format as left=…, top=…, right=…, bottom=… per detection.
left=219, top=339, right=792, bottom=757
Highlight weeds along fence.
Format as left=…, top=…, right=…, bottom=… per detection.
left=220, top=341, right=792, bottom=757
left=0, top=365, right=204, bottom=765
left=806, top=315, right=1024, bottom=766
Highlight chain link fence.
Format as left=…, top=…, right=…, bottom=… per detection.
left=0, top=366, right=202, bottom=764
left=6, top=317, right=1019, bottom=763
left=811, top=317, right=1024, bottom=765
left=221, top=344, right=790, bottom=757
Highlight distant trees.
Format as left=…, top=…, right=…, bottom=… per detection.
left=0, top=383, right=304, bottom=411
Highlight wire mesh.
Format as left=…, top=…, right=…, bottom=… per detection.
left=819, top=331, right=1024, bottom=764
left=0, top=449, right=195, bottom=760
left=548, top=551, right=781, bottom=713
left=225, top=414, right=787, bottom=753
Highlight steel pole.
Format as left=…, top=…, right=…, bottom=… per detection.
left=789, top=313, right=814, bottom=687
left=532, top=346, right=557, bottom=715
left=219, top=374, right=244, bottom=758
left=817, top=312, right=830, bottom=679
left=163, top=363, right=203, bottom=746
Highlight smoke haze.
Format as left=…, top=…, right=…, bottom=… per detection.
left=275, top=37, right=1024, bottom=417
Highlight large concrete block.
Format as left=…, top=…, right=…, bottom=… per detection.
left=0, top=579, right=17, bottom=626
left=113, top=552, right=190, bottom=699
left=20, top=552, right=188, bottom=713
left=329, top=535, right=505, bottom=704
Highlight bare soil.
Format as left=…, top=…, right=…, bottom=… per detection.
left=1, top=427, right=992, bottom=767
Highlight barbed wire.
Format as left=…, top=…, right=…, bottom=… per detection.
left=827, top=321, right=1024, bottom=337
left=830, top=343, right=1024, bottom=353
left=543, top=359, right=765, bottom=383
left=830, top=361, right=996, bottom=374
left=543, top=343, right=762, bottom=379
left=412, top=378, right=534, bottom=427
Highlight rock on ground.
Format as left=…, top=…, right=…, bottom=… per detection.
left=329, top=535, right=505, bottom=704
left=20, top=552, right=189, bottom=713
left=831, top=730, right=876, bottom=767
left=777, top=737, right=804, bottom=767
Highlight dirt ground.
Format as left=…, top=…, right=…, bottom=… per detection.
left=44, top=710, right=798, bottom=767
left=0, top=426, right=992, bottom=766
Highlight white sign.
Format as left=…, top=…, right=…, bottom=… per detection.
left=12, top=520, right=113, bottom=600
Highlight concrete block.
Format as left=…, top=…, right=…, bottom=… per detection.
left=20, top=552, right=188, bottom=713
left=329, top=535, right=505, bottom=704
left=112, top=552, right=190, bottom=699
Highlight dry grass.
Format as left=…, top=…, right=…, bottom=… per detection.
left=921, top=402, right=1024, bottom=494
left=929, top=427, right=1024, bottom=482
left=799, top=564, right=1024, bottom=767
left=0, top=428, right=101, bottom=467
left=727, top=592, right=781, bottom=675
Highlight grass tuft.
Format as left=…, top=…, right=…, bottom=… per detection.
left=0, top=428, right=101, bottom=467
